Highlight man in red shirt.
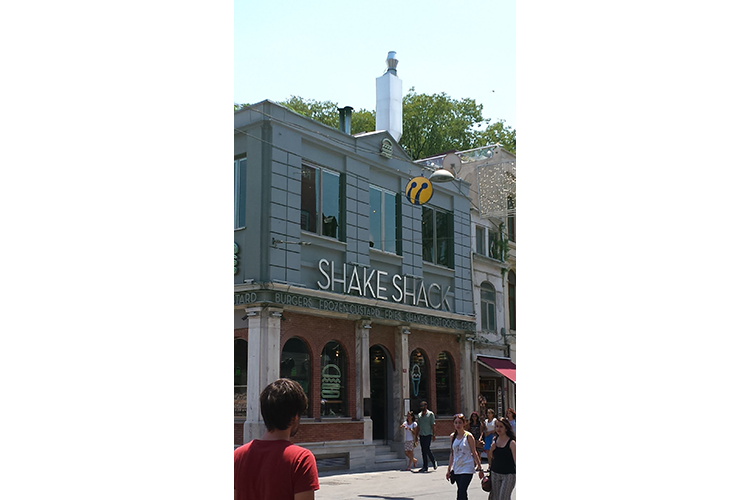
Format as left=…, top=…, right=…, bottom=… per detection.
left=234, top=378, right=319, bottom=500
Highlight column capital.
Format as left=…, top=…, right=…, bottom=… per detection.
left=357, top=319, right=372, bottom=330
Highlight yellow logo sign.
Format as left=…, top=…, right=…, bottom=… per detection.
left=405, top=176, right=434, bottom=205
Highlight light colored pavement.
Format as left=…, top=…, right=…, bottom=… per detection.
left=316, top=467, right=516, bottom=500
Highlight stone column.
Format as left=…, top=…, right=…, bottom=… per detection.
left=243, top=306, right=283, bottom=443
left=460, top=333, right=475, bottom=416
left=355, top=319, right=372, bottom=444
left=393, top=326, right=411, bottom=441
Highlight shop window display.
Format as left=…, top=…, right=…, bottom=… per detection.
left=234, top=339, right=248, bottom=417
left=320, top=341, right=347, bottom=417
left=409, top=349, right=429, bottom=412
left=280, top=337, right=312, bottom=417
left=435, top=351, right=454, bottom=416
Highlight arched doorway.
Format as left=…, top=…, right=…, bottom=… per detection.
left=369, top=345, right=392, bottom=441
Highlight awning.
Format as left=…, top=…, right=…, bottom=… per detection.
left=477, top=356, right=516, bottom=383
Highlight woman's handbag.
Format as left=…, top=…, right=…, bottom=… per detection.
left=481, top=472, right=491, bottom=492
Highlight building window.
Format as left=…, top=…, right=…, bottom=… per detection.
left=409, top=349, right=429, bottom=412
left=435, top=352, right=454, bottom=416
left=422, top=206, right=454, bottom=268
left=280, top=337, right=312, bottom=417
left=320, top=341, right=347, bottom=417
left=234, top=339, right=247, bottom=417
left=507, top=196, right=515, bottom=243
left=480, top=281, right=496, bottom=332
left=234, top=158, right=247, bottom=229
left=476, top=225, right=486, bottom=255
left=489, top=229, right=500, bottom=260
left=369, top=186, right=399, bottom=254
left=508, top=270, right=516, bottom=331
left=300, top=163, right=342, bottom=239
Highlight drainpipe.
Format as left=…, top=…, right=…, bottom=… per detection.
left=338, top=106, right=353, bottom=134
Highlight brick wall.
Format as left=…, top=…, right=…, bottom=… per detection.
left=369, top=323, right=397, bottom=370
left=235, top=422, right=243, bottom=445
left=281, top=312, right=357, bottom=420
left=407, top=328, right=461, bottom=417
left=290, top=421, right=364, bottom=443
left=234, top=312, right=465, bottom=446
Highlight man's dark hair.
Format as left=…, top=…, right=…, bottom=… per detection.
left=260, top=378, right=308, bottom=431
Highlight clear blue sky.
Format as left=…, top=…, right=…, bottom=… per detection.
left=235, top=0, right=516, bottom=129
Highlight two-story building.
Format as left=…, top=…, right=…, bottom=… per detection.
left=234, top=54, right=483, bottom=471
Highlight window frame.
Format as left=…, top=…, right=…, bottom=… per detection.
left=421, top=206, right=454, bottom=269
left=409, top=349, right=429, bottom=413
left=234, top=157, right=247, bottom=230
left=300, top=162, right=344, bottom=241
left=480, top=281, right=497, bottom=332
left=476, top=225, right=486, bottom=255
left=280, top=337, right=312, bottom=417
left=435, top=351, right=454, bottom=416
left=234, top=339, right=248, bottom=418
left=320, top=341, right=348, bottom=418
left=369, top=185, right=400, bottom=255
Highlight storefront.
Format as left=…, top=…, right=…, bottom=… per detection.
left=476, top=355, right=516, bottom=419
left=233, top=97, right=478, bottom=470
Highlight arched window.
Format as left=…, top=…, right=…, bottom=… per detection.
left=320, top=341, right=347, bottom=417
left=409, top=349, right=429, bottom=412
left=435, top=351, right=454, bottom=416
left=481, top=281, right=497, bottom=332
left=234, top=339, right=248, bottom=418
left=508, top=270, right=516, bottom=331
left=281, top=337, right=311, bottom=417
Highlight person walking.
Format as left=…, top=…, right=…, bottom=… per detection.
left=467, top=412, right=484, bottom=461
left=445, top=413, right=485, bottom=500
left=488, top=418, right=516, bottom=500
left=415, top=400, right=437, bottom=472
left=482, top=409, right=499, bottom=470
left=505, top=408, right=516, bottom=435
left=400, top=411, right=419, bottom=470
left=234, top=378, right=319, bottom=500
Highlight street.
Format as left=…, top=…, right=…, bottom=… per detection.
left=316, top=467, right=516, bottom=500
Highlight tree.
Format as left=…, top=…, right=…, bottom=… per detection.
left=400, top=88, right=488, bottom=160
left=235, top=97, right=375, bottom=135
left=477, top=120, right=516, bottom=155
left=236, top=91, right=516, bottom=158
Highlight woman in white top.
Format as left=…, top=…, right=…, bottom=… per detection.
left=445, top=413, right=484, bottom=500
left=400, top=411, right=419, bottom=470
left=483, top=409, right=499, bottom=470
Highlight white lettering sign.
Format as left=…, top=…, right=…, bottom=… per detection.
left=316, top=258, right=452, bottom=311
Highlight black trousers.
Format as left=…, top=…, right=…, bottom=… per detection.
left=454, top=473, right=473, bottom=500
left=419, top=434, right=436, bottom=468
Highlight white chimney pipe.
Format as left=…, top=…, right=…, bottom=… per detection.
left=376, top=51, right=403, bottom=142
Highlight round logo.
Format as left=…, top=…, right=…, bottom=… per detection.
left=405, top=176, right=433, bottom=205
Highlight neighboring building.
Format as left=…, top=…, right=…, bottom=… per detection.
left=234, top=54, right=481, bottom=470
left=414, top=146, right=516, bottom=420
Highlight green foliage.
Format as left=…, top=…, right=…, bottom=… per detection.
left=477, top=120, right=516, bottom=155
left=236, top=90, right=516, bottom=158
left=400, top=88, right=488, bottom=160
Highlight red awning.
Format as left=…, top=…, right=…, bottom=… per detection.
left=477, top=356, right=516, bottom=383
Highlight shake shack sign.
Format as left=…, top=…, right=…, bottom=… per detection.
left=316, top=259, right=452, bottom=311
left=234, top=290, right=475, bottom=332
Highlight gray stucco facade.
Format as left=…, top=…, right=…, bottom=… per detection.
left=234, top=100, right=474, bottom=317
left=234, top=99, right=479, bottom=470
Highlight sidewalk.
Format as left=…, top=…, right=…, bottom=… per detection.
left=316, top=466, right=516, bottom=500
